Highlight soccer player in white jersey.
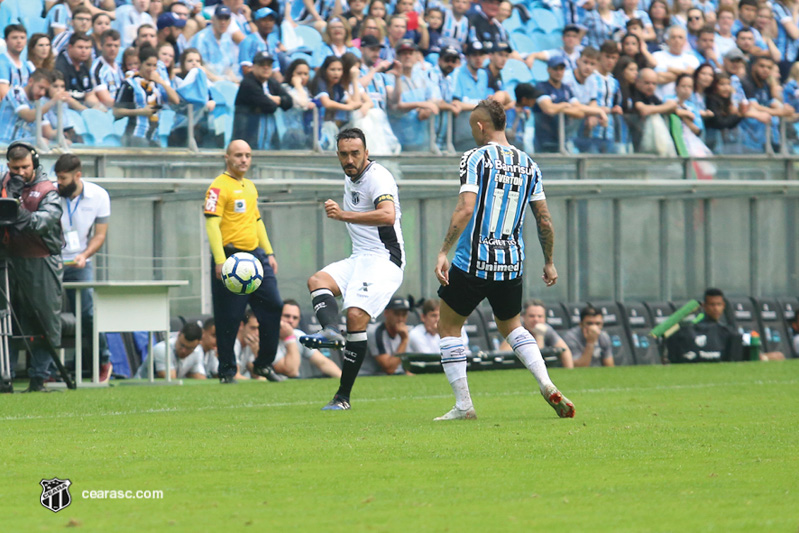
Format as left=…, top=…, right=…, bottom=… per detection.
left=433, top=99, right=575, bottom=421
left=299, top=128, right=405, bottom=411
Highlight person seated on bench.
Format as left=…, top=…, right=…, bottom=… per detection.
left=408, top=298, right=470, bottom=354
left=666, top=288, right=743, bottom=363
left=136, top=322, right=205, bottom=379
left=563, top=306, right=615, bottom=367
left=499, top=299, right=573, bottom=368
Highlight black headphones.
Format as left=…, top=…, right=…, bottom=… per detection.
left=6, top=141, right=40, bottom=170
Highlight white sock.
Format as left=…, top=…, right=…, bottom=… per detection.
left=440, top=336, right=472, bottom=410
left=507, top=326, right=554, bottom=393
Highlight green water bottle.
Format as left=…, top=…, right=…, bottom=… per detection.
left=749, top=331, right=761, bottom=361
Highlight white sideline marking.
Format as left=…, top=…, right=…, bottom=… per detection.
left=2, top=379, right=796, bottom=422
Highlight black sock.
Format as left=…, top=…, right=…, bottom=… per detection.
left=311, top=288, right=339, bottom=330
left=336, top=331, right=368, bottom=400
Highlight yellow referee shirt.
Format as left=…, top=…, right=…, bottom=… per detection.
left=204, top=173, right=261, bottom=251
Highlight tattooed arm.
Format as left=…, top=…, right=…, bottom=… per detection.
left=531, top=199, right=558, bottom=286
left=434, top=192, right=477, bottom=286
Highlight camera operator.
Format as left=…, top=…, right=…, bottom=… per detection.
left=1, top=142, right=63, bottom=392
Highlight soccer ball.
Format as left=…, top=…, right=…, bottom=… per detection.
left=221, top=253, right=264, bottom=295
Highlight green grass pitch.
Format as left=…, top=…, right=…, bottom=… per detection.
left=3, top=361, right=797, bottom=532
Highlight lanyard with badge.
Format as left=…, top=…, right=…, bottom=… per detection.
left=64, top=193, right=83, bottom=253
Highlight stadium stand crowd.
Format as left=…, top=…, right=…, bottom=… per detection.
left=1, top=0, right=799, bottom=154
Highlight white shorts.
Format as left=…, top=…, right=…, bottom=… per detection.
left=322, top=254, right=404, bottom=319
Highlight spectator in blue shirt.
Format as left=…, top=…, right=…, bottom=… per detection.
left=358, top=34, right=399, bottom=112
left=157, top=12, right=187, bottom=67
left=693, top=26, right=721, bottom=70
left=736, top=27, right=771, bottom=64
left=740, top=55, right=794, bottom=150
left=484, top=40, right=509, bottom=95
left=389, top=39, right=439, bottom=151
left=311, top=16, right=362, bottom=69
left=295, top=0, right=345, bottom=33
left=46, top=0, right=84, bottom=40
left=453, top=40, right=491, bottom=112
left=239, top=7, right=283, bottom=78
left=43, top=70, right=87, bottom=144
left=393, top=0, right=430, bottom=50
left=189, top=4, right=240, bottom=81
left=91, top=11, right=113, bottom=57
left=525, top=24, right=583, bottom=71
left=732, top=0, right=771, bottom=57
left=114, top=0, right=156, bottom=50
left=310, top=55, right=362, bottom=127
left=753, top=5, right=785, bottom=64
left=0, top=24, right=30, bottom=101
left=647, top=0, right=671, bottom=52
left=425, top=44, right=462, bottom=148
left=584, top=0, right=627, bottom=49
left=440, top=0, right=472, bottom=48
left=0, top=69, right=55, bottom=144
left=91, top=30, right=123, bottom=109
left=281, top=58, right=318, bottom=149
left=167, top=0, right=197, bottom=54
left=772, top=0, right=799, bottom=79
left=685, top=7, right=706, bottom=51
left=667, top=73, right=704, bottom=136
left=381, top=15, right=408, bottom=62
left=618, top=0, right=655, bottom=42
left=533, top=55, right=585, bottom=152
left=52, top=6, right=94, bottom=57
left=169, top=47, right=224, bottom=148
left=27, top=33, right=56, bottom=74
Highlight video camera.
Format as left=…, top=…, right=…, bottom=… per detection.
left=0, top=192, right=20, bottom=225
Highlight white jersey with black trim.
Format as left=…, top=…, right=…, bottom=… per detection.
left=342, top=160, right=405, bottom=269
left=452, top=142, right=545, bottom=281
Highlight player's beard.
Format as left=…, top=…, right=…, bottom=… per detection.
left=343, top=162, right=363, bottom=177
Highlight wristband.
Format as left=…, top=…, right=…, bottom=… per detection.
left=284, top=335, right=297, bottom=343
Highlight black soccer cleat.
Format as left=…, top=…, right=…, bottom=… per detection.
left=299, top=327, right=346, bottom=350
left=252, top=364, right=287, bottom=382
left=219, top=374, right=238, bottom=384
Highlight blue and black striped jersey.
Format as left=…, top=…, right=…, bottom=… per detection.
left=452, top=143, right=545, bottom=281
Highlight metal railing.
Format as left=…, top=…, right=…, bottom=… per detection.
left=16, top=99, right=799, bottom=159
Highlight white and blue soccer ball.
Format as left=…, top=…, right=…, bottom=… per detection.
left=221, top=252, right=264, bottom=295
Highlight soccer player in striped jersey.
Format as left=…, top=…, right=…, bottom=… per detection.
left=433, top=99, right=575, bottom=421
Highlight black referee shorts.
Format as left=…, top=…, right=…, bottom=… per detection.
left=437, top=266, right=522, bottom=321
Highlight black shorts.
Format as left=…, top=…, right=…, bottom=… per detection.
left=437, top=266, right=522, bottom=321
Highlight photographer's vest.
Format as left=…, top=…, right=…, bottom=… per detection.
left=1, top=173, right=56, bottom=258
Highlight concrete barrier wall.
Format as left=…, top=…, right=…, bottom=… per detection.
left=58, top=152, right=797, bottom=317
